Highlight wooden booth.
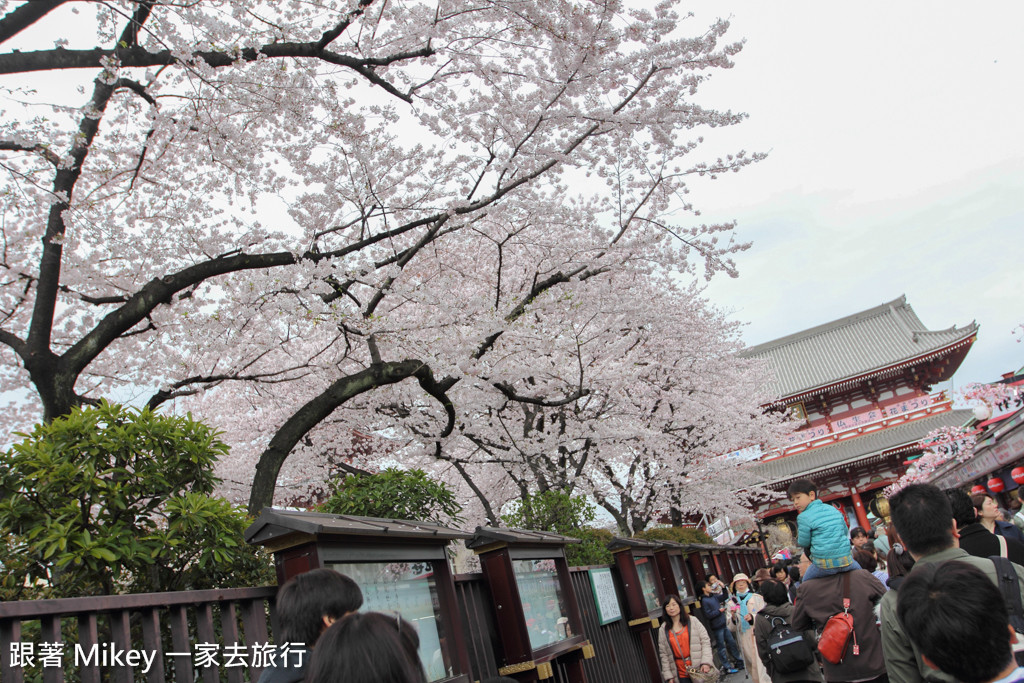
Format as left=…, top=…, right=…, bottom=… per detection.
left=246, top=508, right=473, bottom=683
left=467, top=527, right=594, bottom=682
left=608, top=537, right=667, bottom=683
left=652, top=541, right=696, bottom=606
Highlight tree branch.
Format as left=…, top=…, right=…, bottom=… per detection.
left=0, top=44, right=434, bottom=103
left=146, top=368, right=312, bottom=411
left=449, top=458, right=499, bottom=525
left=247, top=358, right=449, bottom=515
left=316, top=0, right=376, bottom=50
left=0, top=140, right=59, bottom=167
left=0, top=1, right=69, bottom=45
left=0, top=327, right=27, bottom=356
left=113, top=77, right=156, bottom=106
left=493, top=382, right=590, bottom=407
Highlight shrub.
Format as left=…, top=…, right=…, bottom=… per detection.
left=0, top=401, right=272, bottom=598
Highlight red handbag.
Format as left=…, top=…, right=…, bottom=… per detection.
left=817, top=572, right=859, bottom=664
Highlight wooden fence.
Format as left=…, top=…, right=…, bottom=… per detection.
left=0, top=587, right=277, bottom=683
left=0, top=548, right=757, bottom=682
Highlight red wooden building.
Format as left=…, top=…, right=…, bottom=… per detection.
left=741, top=296, right=976, bottom=531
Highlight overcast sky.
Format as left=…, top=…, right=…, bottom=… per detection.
left=677, top=1, right=1024, bottom=392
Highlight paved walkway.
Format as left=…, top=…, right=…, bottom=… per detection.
left=721, top=668, right=750, bottom=683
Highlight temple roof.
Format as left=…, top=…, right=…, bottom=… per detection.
left=740, top=295, right=977, bottom=401
left=751, top=408, right=974, bottom=485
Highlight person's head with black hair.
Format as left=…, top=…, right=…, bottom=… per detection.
left=888, top=484, right=956, bottom=558
left=852, top=546, right=877, bottom=573
left=306, top=611, right=426, bottom=683
left=787, top=478, right=817, bottom=497
left=850, top=526, right=870, bottom=548
left=771, top=562, right=788, bottom=581
left=759, top=578, right=789, bottom=606
left=276, top=568, right=364, bottom=648
left=787, top=478, right=818, bottom=513
left=945, top=487, right=978, bottom=529
left=897, top=562, right=1018, bottom=683
left=973, top=493, right=1001, bottom=524
left=788, top=566, right=801, bottom=584
left=696, top=579, right=710, bottom=595
left=886, top=542, right=915, bottom=579
left=662, top=594, right=689, bottom=631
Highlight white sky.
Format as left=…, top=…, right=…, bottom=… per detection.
left=678, top=1, right=1024, bottom=391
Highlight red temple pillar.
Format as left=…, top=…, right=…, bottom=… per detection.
left=849, top=488, right=871, bottom=532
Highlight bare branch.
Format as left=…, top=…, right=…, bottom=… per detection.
left=0, top=1, right=70, bottom=45
left=317, top=0, right=377, bottom=50
left=0, top=44, right=434, bottom=103
left=493, top=381, right=590, bottom=407
left=113, top=77, right=156, bottom=106
left=0, top=140, right=59, bottom=167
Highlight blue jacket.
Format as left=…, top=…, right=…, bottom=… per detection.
left=700, top=593, right=727, bottom=630
left=796, top=499, right=853, bottom=569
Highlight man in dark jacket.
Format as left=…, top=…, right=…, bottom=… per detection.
left=947, top=488, right=1024, bottom=565
left=754, top=578, right=821, bottom=683
left=792, top=553, right=887, bottom=683
left=698, top=579, right=744, bottom=673
left=898, top=562, right=1024, bottom=683
left=882, top=485, right=1024, bottom=683
left=257, top=568, right=364, bottom=683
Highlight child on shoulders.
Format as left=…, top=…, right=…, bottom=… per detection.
left=788, top=478, right=859, bottom=580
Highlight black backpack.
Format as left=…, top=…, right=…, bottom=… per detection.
left=990, top=556, right=1024, bottom=633
left=762, top=614, right=816, bottom=674
left=990, top=555, right=1024, bottom=665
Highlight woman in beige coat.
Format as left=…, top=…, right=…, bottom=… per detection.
left=657, top=594, right=714, bottom=682
left=728, top=573, right=771, bottom=683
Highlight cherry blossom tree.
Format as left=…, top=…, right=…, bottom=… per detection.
left=884, top=425, right=977, bottom=497
left=418, top=274, right=790, bottom=533
left=0, top=0, right=773, bottom=516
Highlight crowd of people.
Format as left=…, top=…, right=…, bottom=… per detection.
left=256, top=477, right=1024, bottom=683
left=670, top=479, right=1024, bottom=683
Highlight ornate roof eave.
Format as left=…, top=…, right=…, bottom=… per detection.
left=764, top=330, right=977, bottom=409
left=751, top=409, right=975, bottom=487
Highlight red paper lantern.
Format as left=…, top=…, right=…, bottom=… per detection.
left=988, top=477, right=1006, bottom=493
left=971, top=484, right=986, bottom=495
left=1012, top=467, right=1024, bottom=485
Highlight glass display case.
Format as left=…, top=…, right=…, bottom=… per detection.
left=607, top=537, right=665, bottom=624
left=633, top=555, right=661, bottom=612
left=607, top=536, right=667, bottom=683
left=246, top=508, right=473, bottom=683
left=669, top=554, right=693, bottom=601
left=653, top=541, right=695, bottom=605
left=512, top=559, right=573, bottom=650
left=469, top=527, right=593, bottom=683
left=325, top=560, right=451, bottom=681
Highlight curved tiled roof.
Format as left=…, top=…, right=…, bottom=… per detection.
left=740, top=295, right=977, bottom=401
left=751, top=408, right=974, bottom=485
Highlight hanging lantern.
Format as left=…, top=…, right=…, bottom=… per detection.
left=971, top=484, right=986, bottom=495
left=988, top=477, right=1006, bottom=493
left=1012, top=467, right=1024, bottom=485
